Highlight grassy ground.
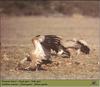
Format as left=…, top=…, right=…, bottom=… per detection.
left=1, top=14, right=100, bottom=79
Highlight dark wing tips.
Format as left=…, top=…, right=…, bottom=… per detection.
left=81, top=45, right=90, bottom=54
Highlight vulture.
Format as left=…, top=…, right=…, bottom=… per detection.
left=61, top=38, right=90, bottom=55
left=18, top=35, right=90, bottom=71
left=18, top=35, right=70, bottom=71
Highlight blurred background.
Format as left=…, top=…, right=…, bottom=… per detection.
left=0, top=0, right=100, bottom=17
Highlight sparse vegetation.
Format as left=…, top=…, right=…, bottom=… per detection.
left=0, top=0, right=100, bottom=80
left=1, top=16, right=100, bottom=79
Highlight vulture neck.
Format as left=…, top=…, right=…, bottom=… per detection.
left=33, top=39, right=46, bottom=58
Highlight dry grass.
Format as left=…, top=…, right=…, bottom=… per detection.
left=1, top=14, right=100, bottom=79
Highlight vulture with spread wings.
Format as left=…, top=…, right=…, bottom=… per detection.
left=17, top=35, right=90, bottom=71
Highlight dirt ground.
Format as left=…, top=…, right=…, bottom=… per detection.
left=1, top=14, right=100, bottom=80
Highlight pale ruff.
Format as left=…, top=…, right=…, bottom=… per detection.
left=33, top=40, right=46, bottom=60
